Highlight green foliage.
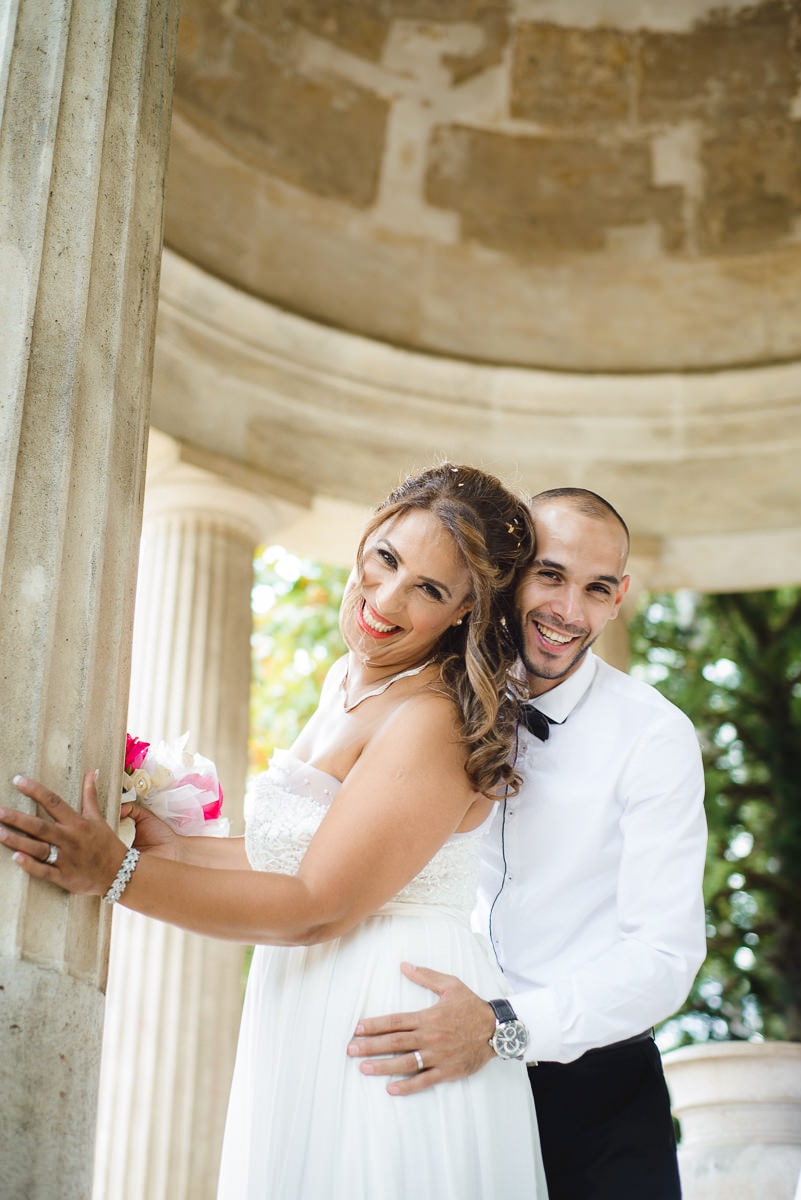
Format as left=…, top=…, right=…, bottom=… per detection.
left=249, top=547, right=349, bottom=775
left=629, top=588, right=801, bottom=1044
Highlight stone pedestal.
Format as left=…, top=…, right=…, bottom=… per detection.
left=0, top=3, right=179, bottom=1197
left=665, top=1041, right=801, bottom=1199
left=93, top=438, right=299, bottom=1199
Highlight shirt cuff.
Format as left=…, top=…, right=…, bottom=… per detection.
left=508, top=986, right=563, bottom=1063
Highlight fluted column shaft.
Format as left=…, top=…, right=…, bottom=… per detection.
left=93, top=453, right=290, bottom=1200
left=0, top=3, right=179, bottom=1197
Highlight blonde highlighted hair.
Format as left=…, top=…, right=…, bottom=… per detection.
left=355, top=463, right=534, bottom=797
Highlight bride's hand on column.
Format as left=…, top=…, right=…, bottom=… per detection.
left=0, top=771, right=127, bottom=895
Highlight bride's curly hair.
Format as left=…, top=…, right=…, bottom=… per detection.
left=354, top=463, right=535, bottom=798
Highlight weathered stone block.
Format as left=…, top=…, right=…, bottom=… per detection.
left=640, top=1, right=799, bottom=122
left=426, top=125, right=683, bottom=253
left=237, top=0, right=510, bottom=77
left=176, top=7, right=388, bottom=206
left=699, top=118, right=801, bottom=252
left=512, top=23, right=636, bottom=127
left=241, top=0, right=388, bottom=61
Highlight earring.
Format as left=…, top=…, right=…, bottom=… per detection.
left=454, top=618, right=463, bottom=627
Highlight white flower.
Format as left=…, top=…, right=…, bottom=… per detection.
left=129, top=768, right=153, bottom=796
left=149, top=764, right=173, bottom=790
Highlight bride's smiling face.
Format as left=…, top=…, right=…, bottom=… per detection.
left=340, top=508, right=474, bottom=670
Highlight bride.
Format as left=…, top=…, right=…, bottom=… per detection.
left=2, top=463, right=548, bottom=1198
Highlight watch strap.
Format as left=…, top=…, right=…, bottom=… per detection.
left=488, top=998, right=517, bottom=1025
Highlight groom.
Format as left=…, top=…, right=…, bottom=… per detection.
left=348, top=488, right=707, bottom=1199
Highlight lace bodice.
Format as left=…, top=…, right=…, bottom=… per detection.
left=244, top=750, right=493, bottom=914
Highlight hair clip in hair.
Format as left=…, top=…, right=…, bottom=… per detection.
left=505, top=518, right=523, bottom=548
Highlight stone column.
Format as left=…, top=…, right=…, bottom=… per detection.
left=594, top=542, right=660, bottom=672
left=594, top=615, right=632, bottom=672
left=93, top=436, right=300, bottom=1200
left=0, top=3, right=179, bottom=1198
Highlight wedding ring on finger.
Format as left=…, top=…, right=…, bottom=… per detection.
left=44, top=843, right=59, bottom=866
left=412, top=1050, right=424, bottom=1073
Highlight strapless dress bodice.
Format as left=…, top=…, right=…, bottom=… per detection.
left=244, top=750, right=493, bottom=914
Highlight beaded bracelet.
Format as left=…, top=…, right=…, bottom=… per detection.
left=103, top=847, right=141, bottom=904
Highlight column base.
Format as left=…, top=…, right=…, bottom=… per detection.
left=0, top=956, right=104, bottom=1200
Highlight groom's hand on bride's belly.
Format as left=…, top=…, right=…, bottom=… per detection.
left=346, top=962, right=496, bottom=1096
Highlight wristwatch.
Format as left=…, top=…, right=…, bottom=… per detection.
left=487, top=998, right=529, bottom=1061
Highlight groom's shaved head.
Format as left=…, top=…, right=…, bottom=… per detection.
left=529, top=488, right=630, bottom=557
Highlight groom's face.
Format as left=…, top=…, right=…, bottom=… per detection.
left=512, top=502, right=630, bottom=696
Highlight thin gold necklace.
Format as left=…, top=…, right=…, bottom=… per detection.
left=341, top=658, right=435, bottom=713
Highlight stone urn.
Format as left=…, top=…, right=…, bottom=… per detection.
left=663, top=1040, right=801, bottom=1199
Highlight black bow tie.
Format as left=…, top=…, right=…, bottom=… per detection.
left=518, top=703, right=552, bottom=741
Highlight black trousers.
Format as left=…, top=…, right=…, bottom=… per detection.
left=527, top=1036, right=681, bottom=1200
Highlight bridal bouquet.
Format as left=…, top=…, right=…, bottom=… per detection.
left=121, top=732, right=229, bottom=839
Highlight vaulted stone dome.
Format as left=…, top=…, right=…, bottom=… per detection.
left=150, top=0, right=801, bottom=589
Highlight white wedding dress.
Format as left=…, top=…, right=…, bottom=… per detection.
left=217, top=750, right=547, bottom=1198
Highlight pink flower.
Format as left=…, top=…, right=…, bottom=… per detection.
left=125, top=734, right=150, bottom=772
left=182, top=773, right=225, bottom=822
left=202, top=785, right=224, bottom=823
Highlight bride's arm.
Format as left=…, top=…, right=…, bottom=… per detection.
left=173, top=832, right=250, bottom=869
left=122, top=801, right=251, bottom=869
left=1, top=693, right=486, bottom=946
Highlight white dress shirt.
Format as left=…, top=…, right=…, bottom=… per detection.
left=475, top=651, right=707, bottom=1064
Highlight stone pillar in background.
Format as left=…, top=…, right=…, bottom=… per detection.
left=93, top=435, right=300, bottom=1200
left=594, top=614, right=632, bottom=672
left=594, top=542, right=660, bottom=672
left=0, top=3, right=179, bottom=1198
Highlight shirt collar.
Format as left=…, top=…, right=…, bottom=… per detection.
left=522, top=650, right=598, bottom=725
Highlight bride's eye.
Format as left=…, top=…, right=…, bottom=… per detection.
left=376, top=547, right=397, bottom=569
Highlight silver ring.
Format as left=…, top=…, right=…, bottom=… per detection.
left=412, top=1050, right=424, bottom=1073
left=45, top=843, right=59, bottom=866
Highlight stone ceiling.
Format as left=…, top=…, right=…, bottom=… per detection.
left=165, top=0, right=801, bottom=372
left=150, top=0, right=801, bottom=587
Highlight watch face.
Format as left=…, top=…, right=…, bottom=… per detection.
left=491, top=1020, right=529, bottom=1060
